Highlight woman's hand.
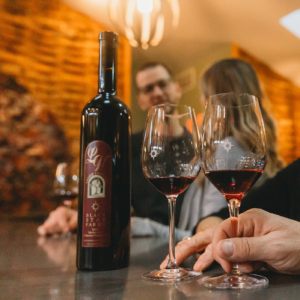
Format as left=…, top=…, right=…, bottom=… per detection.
left=37, top=206, right=78, bottom=236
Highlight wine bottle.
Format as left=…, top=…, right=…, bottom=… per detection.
left=76, top=31, right=131, bottom=271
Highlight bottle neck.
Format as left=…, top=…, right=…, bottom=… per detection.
left=98, top=37, right=118, bottom=95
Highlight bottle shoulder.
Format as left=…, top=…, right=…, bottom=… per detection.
left=82, top=94, right=131, bottom=116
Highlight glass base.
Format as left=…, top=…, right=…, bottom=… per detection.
left=141, top=267, right=202, bottom=282
left=201, top=272, right=269, bottom=290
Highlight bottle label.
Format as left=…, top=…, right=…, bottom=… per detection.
left=82, top=141, right=112, bottom=248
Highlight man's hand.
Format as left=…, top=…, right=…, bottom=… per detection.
left=37, top=206, right=78, bottom=236
left=212, top=209, right=300, bottom=275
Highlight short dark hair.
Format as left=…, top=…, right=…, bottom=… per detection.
left=137, top=62, right=174, bottom=80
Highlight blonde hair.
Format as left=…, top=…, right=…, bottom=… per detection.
left=201, top=58, right=284, bottom=177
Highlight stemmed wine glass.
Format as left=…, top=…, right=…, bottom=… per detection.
left=53, top=162, right=79, bottom=209
left=200, top=93, right=268, bottom=289
left=141, top=104, right=201, bottom=282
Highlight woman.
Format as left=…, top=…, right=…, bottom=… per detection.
left=178, top=58, right=284, bottom=233
left=201, top=58, right=283, bottom=177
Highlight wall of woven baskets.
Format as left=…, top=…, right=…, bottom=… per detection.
left=232, top=45, right=300, bottom=165
left=0, top=0, right=131, bottom=215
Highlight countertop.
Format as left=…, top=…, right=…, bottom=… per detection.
left=1, top=219, right=300, bottom=300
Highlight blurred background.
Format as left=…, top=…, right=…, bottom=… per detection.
left=0, top=0, right=299, bottom=217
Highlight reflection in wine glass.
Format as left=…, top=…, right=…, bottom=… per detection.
left=200, top=93, right=268, bottom=289
left=141, top=104, right=201, bottom=282
left=53, top=162, right=79, bottom=208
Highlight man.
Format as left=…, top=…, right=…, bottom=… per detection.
left=38, top=62, right=185, bottom=236
left=131, top=62, right=184, bottom=227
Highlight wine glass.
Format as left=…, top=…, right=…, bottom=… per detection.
left=200, top=93, right=268, bottom=289
left=53, top=162, right=79, bottom=208
left=141, top=104, right=201, bottom=282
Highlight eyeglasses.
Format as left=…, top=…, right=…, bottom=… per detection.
left=138, top=79, right=172, bottom=95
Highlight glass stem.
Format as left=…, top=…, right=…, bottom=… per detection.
left=166, top=196, right=179, bottom=270
left=228, top=198, right=241, bottom=275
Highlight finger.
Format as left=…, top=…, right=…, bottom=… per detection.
left=37, top=225, right=47, bottom=236
left=61, top=210, right=78, bottom=232
left=57, top=217, right=70, bottom=232
left=160, top=229, right=213, bottom=269
left=43, top=221, right=62, bottom=235
left=39, top=206, right=71, bottom=235
left=211, top=210, right=271, bottom=273
left=216, top=236, right=269, bottom=264
left=215, top=258, right=264, bottom=274
left=159, top=239, right=199, bottom=270
left=211, top=218, right=232, bottom=269
left=38, top=216, right=62, bottom=235
left=193, top=243, right=214, bottom=271
left=212, top=209, right=270, bottom=250
left=238, top=261, right=264, bottom=273
left=68, top=210, right=78, bottom=231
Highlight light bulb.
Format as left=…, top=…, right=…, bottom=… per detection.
left=137, top=0, right=153, bottom=13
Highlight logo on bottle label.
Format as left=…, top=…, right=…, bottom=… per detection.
left=82, top=141, right=112, bottom=248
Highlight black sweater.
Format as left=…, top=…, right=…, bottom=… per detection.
left=207, top=158, right=300, bottom=222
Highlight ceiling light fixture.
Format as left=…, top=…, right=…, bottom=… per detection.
left=280, top=9, right=300, bottom=39
left=109, top=0, right=180, bottom=50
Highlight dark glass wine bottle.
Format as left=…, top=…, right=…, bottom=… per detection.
left=76, top=31, right=131, bottom=271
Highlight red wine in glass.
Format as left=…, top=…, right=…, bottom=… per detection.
left=148, top=176, right=196, bottom=196
left=56, top=193, right=78, bottom=207
left=141, top=104, right=201, bottom=282
left=53, top=163, right=79, bottom=209
left=205, top=169, right=262, bottom=202
left=200, top=93, right=268, bottom=289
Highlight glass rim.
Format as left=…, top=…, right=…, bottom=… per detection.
left=208, top=92, right=259, bottom=107
left=149, top=103, right=194, bottom=111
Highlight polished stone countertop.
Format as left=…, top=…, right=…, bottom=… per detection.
left=1, top=219, right=300, bottom=299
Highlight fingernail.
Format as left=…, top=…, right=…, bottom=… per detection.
left=221, top=240, right=234, bottom=257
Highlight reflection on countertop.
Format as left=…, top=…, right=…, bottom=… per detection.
left=1, top=219, right=300, bottom=300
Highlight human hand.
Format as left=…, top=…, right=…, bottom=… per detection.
left=160, top=216, right=222, bottom=271
left=160, top=227, right=214, bottom=271
left=212, top=209, right=300, bottom=275
left=37, top=206, right=78, bottom=236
